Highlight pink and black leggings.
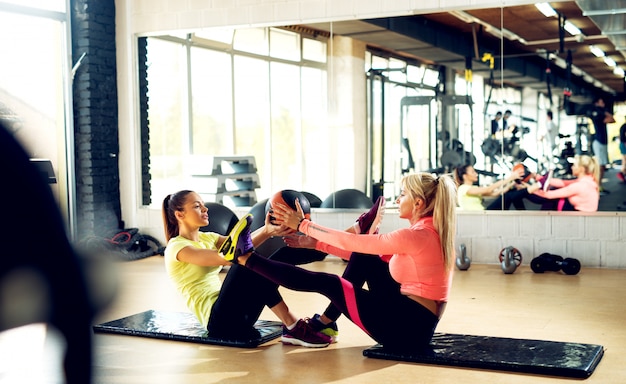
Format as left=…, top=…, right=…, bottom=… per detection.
left=244, top=252, right=439, bottom=351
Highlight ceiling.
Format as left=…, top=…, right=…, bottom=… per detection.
left=295, top=1, right=626, bottom=103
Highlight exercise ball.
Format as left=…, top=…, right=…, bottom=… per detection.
left=300, top=191, right=322, bottom=208
left=320, top=189, right=373, bottom=209
left=266, top=189, right=311, bottom=224
left=200, top=202, right=239, bottom=235
left=249, top=198, right=269, bottom=231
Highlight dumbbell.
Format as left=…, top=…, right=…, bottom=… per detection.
left=499, top=246, right=522, bottom=274
left=530, top=253, right=581, bottom=275
left=456, top=243, right=471, bottom=271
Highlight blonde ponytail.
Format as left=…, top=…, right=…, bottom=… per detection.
left=402, top=173, right=457, bottom=269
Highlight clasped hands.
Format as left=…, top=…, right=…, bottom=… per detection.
left=267, top=198, right=318, bottom=249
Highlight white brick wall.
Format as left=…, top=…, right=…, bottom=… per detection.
left=456, top=211, right=625, bottom=268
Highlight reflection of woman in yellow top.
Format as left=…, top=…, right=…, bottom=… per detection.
left=454, top=165, right=532, bottom=210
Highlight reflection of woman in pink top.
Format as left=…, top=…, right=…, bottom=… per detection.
left=234, top=173, right=458, bottom=352
left=527, top=155, right=600, bottom=212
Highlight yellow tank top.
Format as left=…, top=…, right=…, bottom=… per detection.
left=164, top=232, right=222, bottom=327
left=457, top=184, right=486, bottom=210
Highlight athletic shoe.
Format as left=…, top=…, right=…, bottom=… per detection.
left=308, top=313, right=339, bottom=343
left=281, top=319, right=331, bottom=348
left=219, top=214, right=254, bottom=261
left=354, top=196, right=385, bottom=234
left=617, top=172, right=625, bottom=183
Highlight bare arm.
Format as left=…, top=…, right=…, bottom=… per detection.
left=176, top=213, right=294, bottom=267
left=250, top=212, right=295, bottom=247
left=466, top=168, right=523, bottom=197
left=177, top=245, right=230, bottom=267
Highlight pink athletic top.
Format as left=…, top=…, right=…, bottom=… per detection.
left=303, top=216, right=451, bottom=301
left=533, top=174, right=599, bottom=212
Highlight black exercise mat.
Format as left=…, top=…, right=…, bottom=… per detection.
left=363, top=333, right=604, bottom=379
left=93, top=309, right=282, bottom=348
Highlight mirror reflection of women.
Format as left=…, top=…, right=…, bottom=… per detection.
left=528, top=155, right=600, bottom=212
left=454, top=165, right=529, bottom=210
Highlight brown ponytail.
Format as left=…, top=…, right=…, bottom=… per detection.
left=162, top=190, right=193, bottom=242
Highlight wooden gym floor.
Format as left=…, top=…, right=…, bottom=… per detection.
left=94, top=255, right=624, bottom=383
left=1, top=255, right=624, bottom=383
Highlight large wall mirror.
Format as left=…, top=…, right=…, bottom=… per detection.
left=137, top=2, right=625, bottom=212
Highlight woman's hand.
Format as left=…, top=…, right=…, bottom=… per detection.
left=283, top=234, right=317, bottom=249
left=264, top=211, right=296, bottom=237
left=271, top=198, right=306, bottom=231
left=510, top=167, right=524, bottom=181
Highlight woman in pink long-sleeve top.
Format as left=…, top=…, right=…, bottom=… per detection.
left=227, top=173, right=458, bottom=352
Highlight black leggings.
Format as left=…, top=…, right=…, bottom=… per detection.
left=207, top=263, right=283, bottom=340
left=323, top=253, right=400, bottom=321
left=245, top=252, right=439, bottom=351
left=267, top=246, right=327, bottom=265
left=269, top=249, right=401, bottom=322
left=208, top=247, right=327, bottom=339
left=524, top=194, right=577, bottom=211
left=485, top=188, right=530, bottom=210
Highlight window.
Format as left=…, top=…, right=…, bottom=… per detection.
left=190, top=47, right=233, bottom=156
left=0, top=4, right=73, bottom=231
left=145, top=28, right=328, bottom=206
left=270, top=29, right=300, bottom=61
left=303, top=38, right=326, bottom=63
left=145, top=39, right=187, bottom=200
